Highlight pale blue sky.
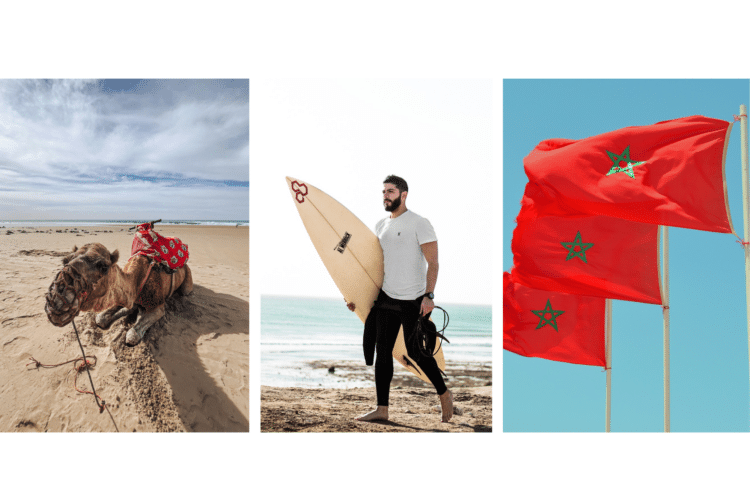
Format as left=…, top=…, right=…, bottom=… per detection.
left=0, top=79, right=248, bottom=221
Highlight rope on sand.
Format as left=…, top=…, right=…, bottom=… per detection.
left=27, top=319, right=120, bottom=432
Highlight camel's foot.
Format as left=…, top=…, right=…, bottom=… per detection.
left=95, top=306, right=131, bottom=330
left=95, top=312, right=110, bottom=329
left=124, top=305, right=164, bottom=347
left=125, top=326, right=147, bottom=346
left=355, top=406, right=389, bottom=422
left=440, top=389, right=454, bottom=423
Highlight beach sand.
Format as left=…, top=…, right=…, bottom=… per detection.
left=261, top=361, right=492, bottom=432
left=0, top=225, right=248, bottom=432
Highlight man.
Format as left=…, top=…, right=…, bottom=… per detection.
left=348, top=175, right=453, bottom=423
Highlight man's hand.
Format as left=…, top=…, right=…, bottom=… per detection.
left=420, top=296, right=434, bottom=316
left=346, top=301, right=356, bottom=312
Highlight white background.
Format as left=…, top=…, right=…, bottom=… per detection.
left=3, top=1, right=749, bottom=498
left=254, top=78, right=492, bottom=305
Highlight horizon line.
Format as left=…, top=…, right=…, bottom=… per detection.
left=261, top=293, right=492, bottom=308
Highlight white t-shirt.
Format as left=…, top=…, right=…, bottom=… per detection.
left=375, top=210, right=437, bottom=300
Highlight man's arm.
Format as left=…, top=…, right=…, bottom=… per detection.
left=420, top=240, right=438, bottom=316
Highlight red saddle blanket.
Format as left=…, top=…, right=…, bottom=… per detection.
left=130, top=224, right=189, bottom=269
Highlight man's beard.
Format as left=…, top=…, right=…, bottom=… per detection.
left=384, top=196, right=401, bottom=212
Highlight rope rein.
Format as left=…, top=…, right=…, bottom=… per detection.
left=71, top=319, right=104, bottom=412
left=28, top=319, right=119, bottom=432
left=72, top=319, right=119, bottom=431
left=29, top=354, right=102, bottom=398
left=27, top=355, right=95, bottom=370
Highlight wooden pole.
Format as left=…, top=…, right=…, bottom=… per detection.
left=662, top=226, right=670, bottom=433
left=606, top=299, right=612, bottom=433
left=740, top=104, right=750, bottom=429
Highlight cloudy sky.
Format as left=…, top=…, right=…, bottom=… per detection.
left=0, top=79, right=248, bottom=221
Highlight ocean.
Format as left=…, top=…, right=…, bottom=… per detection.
left=261, top=295, right=492, bottom=388
left=0, top=220, right=248, bottom=227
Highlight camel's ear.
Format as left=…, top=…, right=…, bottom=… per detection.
left=62, top=246, right=78, bottom=265
left=110, top=249, right=119, bottom=265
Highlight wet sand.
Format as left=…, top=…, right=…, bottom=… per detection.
left=261, top=360, right=492, bottom=432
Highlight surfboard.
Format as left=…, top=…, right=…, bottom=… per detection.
left=286, top=176, right=445, bottom=383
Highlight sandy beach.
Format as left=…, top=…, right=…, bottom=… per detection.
left=261, top=361, right=492, bottom=432
left=0, top=224, right=249, bottom=432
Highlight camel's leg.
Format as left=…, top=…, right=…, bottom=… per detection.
left=95, top=306, right=133, bottom=329
left=176, top=265, right=193, bottom=296
left=125, top=304, right=165, bottom=346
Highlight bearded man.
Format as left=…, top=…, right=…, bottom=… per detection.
left=348, top=174, right=453, bottom=423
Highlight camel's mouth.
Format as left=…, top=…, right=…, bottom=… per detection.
left=44, top=301, right=77, bottom=327
left=45, top=266, right=90, bottom=327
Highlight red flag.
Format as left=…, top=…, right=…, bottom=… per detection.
left=524, top=116, right=734, bottom=233
left=511, top=192, right=662, bottom=304
left=504, top=272, right=606, bottom=367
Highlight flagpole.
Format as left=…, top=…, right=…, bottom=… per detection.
left=606, top=299, right=612, bottom=433
left=739, top=104, right=750, bottom=430
left=662, top=225, right=670, bottom=433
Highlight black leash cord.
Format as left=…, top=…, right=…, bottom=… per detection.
left=411, top=305, right=450, bottom=361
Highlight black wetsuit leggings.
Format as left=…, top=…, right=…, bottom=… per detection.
left=374, top=291, right=447, bottom=406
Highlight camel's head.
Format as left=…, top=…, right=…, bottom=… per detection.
left=45, top=243, right=119, bottom=327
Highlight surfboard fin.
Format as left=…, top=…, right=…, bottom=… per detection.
left=402, top=355, right=423, bottom=376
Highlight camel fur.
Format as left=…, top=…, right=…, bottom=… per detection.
left=45, top=242, right=193, bottom=346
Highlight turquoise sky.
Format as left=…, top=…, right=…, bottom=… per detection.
left=504, top=79, right=750, bottom=432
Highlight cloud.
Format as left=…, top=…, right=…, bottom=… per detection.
left=0, top=79, right=248, bottom=220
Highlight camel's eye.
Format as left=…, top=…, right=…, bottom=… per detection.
left=97, top=261, right=109, bottom=272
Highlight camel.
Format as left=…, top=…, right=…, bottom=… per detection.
left=45, top=242, right=193, bottom=346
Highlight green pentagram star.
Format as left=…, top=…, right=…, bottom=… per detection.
left=605, top=145, right=646, bottom=179
left=531, top=299, right=565, bottom=332
left=560, top=231, right=594, bottom=263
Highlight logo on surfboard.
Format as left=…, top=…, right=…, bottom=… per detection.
left=334, top=232, right=352, bottom=253
left=291, top=180, right=308, bottom=203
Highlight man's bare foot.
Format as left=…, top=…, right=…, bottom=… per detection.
left=440, top=390, right=453, bottom=423
left=355, top=406, right=389, bottom=421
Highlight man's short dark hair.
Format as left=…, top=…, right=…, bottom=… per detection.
left=383, top=175, right=408, bottom=193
